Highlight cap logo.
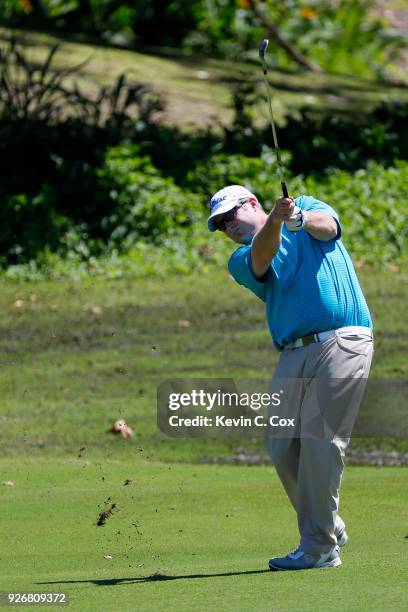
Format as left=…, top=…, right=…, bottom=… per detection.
left=211, top=195, right=227, bottom=210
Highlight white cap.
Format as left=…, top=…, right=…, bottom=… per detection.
left=207, top=185, right=257, bottom=232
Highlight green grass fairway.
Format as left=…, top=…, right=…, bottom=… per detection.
left=0, top=460, right=406, bottom=612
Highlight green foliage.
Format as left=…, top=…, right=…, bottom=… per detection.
left=278, top=102, right=408, bottom=175
left=306, top=162, right=408, bottom=264
left=275, top=0, right=405, bottom=78
left=0, top=41, right=167, bottom=264
left=0, top=39, right=91, bottom=123
left=0, top=1, right=202, bottom=46
left=186, top=147, right=296, bottom=210
left=0, top=40, right=407, bottom=277
left=2, top=158, right=407, bottom=282
left=0, top=187, right=69, bottom=265
left=187, top=154, right=407, bottom=266
left=41, top=0, right=80, bottom=19
left=0, top=1, right=25, bottom=23
left=96, top=143, right=203, bottom=248
left=182, top=0, right=405, bottom=79
left=0, top=1, right=404, bottom=80
left=2, top=224, right=230, bottom=282
left=183, top=0, right=239, bottom=57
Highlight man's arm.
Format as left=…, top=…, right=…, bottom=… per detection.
left=302, top=211, right=338, bottom=241
left=251, top=197, right=294, bottom=278
left=286, top=206, right=339, bottom=241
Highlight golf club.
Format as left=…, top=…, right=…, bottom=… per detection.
left=258, top=39, right=289, bottom=199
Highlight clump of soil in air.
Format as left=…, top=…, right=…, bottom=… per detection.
left=97, top=501, right=117, bottom=526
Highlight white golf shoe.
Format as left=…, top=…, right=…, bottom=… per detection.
left=268, top=545, right=341, bottom=571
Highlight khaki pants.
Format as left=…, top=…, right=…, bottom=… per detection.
left=265, top=330, right=374, bottom=554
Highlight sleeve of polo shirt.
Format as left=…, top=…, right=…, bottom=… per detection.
left=296, top=195, right=342, bottom=239
left=228, top=245, right=267, bottom=303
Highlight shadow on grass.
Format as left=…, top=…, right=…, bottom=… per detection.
left=37, top=569, right=271, bottom=586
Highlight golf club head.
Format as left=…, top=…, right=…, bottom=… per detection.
left=259, top=39, right=269, bottom=61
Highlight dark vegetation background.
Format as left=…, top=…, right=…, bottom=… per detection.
left=0, top=0, right=406, bottom=277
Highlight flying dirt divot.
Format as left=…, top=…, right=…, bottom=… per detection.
left=97, top=499, right=117, bottom=526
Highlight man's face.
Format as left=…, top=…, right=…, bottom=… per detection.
left=213, top=198, right=261, bottom=244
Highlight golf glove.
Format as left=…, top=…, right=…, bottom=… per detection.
left=285, top=206, right=307, bottom=232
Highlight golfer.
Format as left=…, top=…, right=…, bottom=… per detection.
left=208, top=185, right=373, bottom=571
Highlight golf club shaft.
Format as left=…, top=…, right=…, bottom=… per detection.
left=259, top=40, right=289, bottom=199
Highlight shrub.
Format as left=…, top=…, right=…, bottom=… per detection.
left=186, top=147, right=298, bottom=210
left=305, top=161, right=408, bottom=264
left=0, top=187, right=69, bottom=265
left=0, top=40, right=167, bottom=263
left=1, top=1, right=404, bottom=80
left=280, top=103, right=408, bottom=176
left=2, top=158, right=406, bottom=282
left=187, top=153, right=407, bottom=265
left=96, top=143, right=204, bottom=248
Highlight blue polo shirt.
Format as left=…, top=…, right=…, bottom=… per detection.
left=228, top=195, right=372, bottom=351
